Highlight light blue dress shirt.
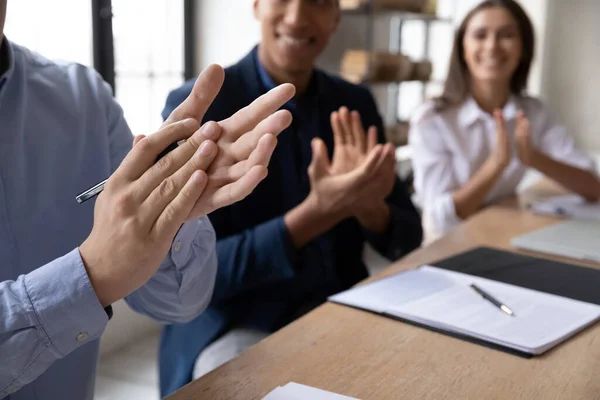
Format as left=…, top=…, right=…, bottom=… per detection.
left=0, top=38, right=218, bottom=399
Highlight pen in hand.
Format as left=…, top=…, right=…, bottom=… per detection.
left=76, top=139, right=186, bottom=204
left=470, top=283, right=515, bottom=317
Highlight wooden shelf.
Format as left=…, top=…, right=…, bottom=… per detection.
left=342, top=7, right=450, bottom=22
left=341, top=50, right=434, bottom=85
left=362, top=78, right=445, bottom=85
left=385, top=121, right=410, bottom=147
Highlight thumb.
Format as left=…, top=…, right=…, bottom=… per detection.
left=515, top=111, right=530, bottom=139
left=308, top=138, right=330, bottom=180
left=163, top=64, right=225, bottom=126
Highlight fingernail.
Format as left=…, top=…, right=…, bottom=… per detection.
left=199, top=141, right=213, bottom=156
left=201, top=121, right=221, bottom=140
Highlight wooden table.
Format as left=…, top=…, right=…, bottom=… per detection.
left=168, top=189, right=600, bottom=400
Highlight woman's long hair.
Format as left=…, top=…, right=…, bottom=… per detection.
left=434, top=0, right=535, bottom=111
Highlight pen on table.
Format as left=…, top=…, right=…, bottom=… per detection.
left=469, top=283, right=515, bottom=317
left=76, top=139, right=186, bottom=204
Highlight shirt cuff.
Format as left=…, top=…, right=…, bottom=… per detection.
left=429, top=193, right=462, bottom=235
left=169, top=218, right=210, bottom=269
left=276, top=216, right=297, bottom=268
left=363, top=205, right=402, bottom=260
left=23, top=248, right=109, bottom=357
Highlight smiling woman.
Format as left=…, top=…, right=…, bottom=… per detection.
left=434, top=0, right=534, bottom=113
left=409, top=0, right=600, bottom=237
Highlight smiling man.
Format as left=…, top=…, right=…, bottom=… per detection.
left=158, top=0, right=423, bottom=395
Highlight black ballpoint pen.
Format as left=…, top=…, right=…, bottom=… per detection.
left=470, top=283, right=515, bottom=317
left=76, top=140, right=186, bottom=204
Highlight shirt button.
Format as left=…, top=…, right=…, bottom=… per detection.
left=76, top=332, right=89, bottom=342
left=7, top=386, right=19, bottom=393
left=173, top=241, right=181, bottom=252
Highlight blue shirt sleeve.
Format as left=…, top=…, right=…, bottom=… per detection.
left=125, top=217, right=218, bottom=324
left=0, top=249, right=109, bottom=398
left=210, top=216, right=297, bottom=305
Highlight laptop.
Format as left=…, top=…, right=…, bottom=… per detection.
left=512, top=219, right=600, bottom=263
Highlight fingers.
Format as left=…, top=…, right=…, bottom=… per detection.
left=338, top=107, right=354, bottom=146
left=219, top=83, right=296, bottom=141
left=494, top=109, right=510, bottom=146
left=367, top=126, right=378, bottom=151
left=163, top=64, right=225, bottom=126
left=515, top=110, right=530, bottom=138
left=341, top=144, right=383, bottom=186
left=381, top=143, right=397, bottom=174
left=332, top=107, right=370, bottom=153
left=116, top=118, right=200, bottom=182
left=330, top=111, right=346, bottom=147
left=211, top=134, right=278, bottom=187
left=133, top=121, right=222, bottom=201
left=229, top=109, right=292, bottom=162
left=308, top=138, right=331, bottom=181
left=360, top=144, right=384, bottom=176
left=141, top=138, right=219, bottom=224
left=350, top=111, right=367, bottom=152
left=153, top=170, right=209, bottom=239
left=207, top=165, right=268, bottom=213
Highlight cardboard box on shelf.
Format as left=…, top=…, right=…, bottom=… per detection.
left=341, top=50, right=415, bottom=84
left=340, top=0, right=434, bottom=14
left=385, top=121, right=410, bottom=146
left=411, top=60, right=433, bottom=81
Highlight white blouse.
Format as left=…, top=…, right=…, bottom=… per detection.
left=409, top=96, right=595, bottom=235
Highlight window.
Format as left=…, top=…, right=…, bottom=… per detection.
left=111, top=0, right=186, bottom=135
left=4, top=0, right=93, bottom=67
left=4, top=0, right=195, bottom=136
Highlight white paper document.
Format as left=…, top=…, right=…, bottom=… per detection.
left=329, top=266, right=600, bottom=355
left=263, top=382, right=359, bottom=400
left=528, top=194, right=600, bottom=221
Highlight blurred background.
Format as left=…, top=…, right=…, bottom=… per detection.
left=5, top=0, right=599, bottom=398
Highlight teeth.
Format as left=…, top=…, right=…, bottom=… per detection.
left=280, top=36, right=309, bottom=46
left=481, top=59, right=503, bottom=67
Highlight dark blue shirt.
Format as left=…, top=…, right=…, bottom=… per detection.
left=158, top=46, right=423, bottom=396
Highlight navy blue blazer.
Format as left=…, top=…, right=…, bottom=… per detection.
left=158, top=47, right=423, bottom=396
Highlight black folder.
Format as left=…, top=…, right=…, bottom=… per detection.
left=412, top=246, right=600, bottom=357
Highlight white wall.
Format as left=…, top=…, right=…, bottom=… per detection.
left=541, top=0, right=600, bottom=151
left=99, top=300, right=160, bottom=356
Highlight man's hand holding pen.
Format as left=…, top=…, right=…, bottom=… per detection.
left=78, top=64, right=295, bottom=308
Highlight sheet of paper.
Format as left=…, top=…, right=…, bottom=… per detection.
left=331, top=266, right=600, bottom=354
left=262, top=383, right=359, bottom=400
left=529, top=194, right=600, bottom=221
left=329, top=268, right=454, bottom=313
left=387, top=267, right=600, bottom=352
left=262, top=386, right=303, bottom=400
